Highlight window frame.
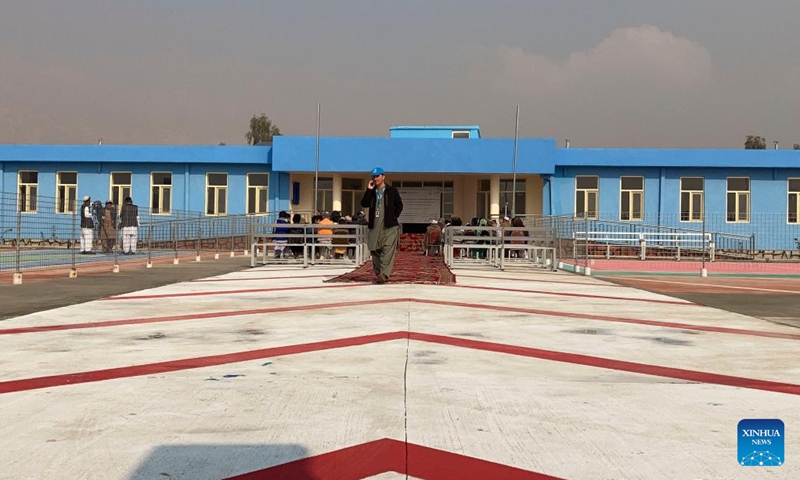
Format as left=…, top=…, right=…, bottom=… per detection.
left=726, top=177, right=750, bottom=223
left=619, top=176, right=644, bottom=221
left=18, top=170, right=39, bottom=213
left=788, top=178, right=800, bottom=225
left=205, top=172, right=228, bottom=216
left=246, top=172, right=270, bottom=215
left=575, top=175, right=599, bottom=220
left=451, top=131, right=470, bottom=139
left=679, top=177, right=704, bottom=223
left=150, top=171, right=173, bottom=215
left=109, top=171, right=132, bottom=207
left=314, top=176, right=333, bottom=213
left=56, top=171, right=78, bottom=214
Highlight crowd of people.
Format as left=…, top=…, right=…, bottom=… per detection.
left=270, top=210, right=368, bottom=260
left=423, top=215, right=531, bottom=259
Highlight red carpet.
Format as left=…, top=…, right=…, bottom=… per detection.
left=326, top=251, right=456, bottom=285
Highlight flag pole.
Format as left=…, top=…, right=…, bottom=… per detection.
left=314, top=103, right=320, bottom=214
left=511, top=104, right=520, bottom=217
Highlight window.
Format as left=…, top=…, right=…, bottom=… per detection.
left=575, top=176, right=598, bottom=219
left=110, top=172, right=132, bottom=206
left=726, top=177, right=750, bottom=223
left=247, top=173, right=269, bottom=215
left=56, top=171, right=78, bottom=214
left=500, top=179, right=526, bottom=216
left=477, top=179, right=490, bottom=220
left=680, top=177, right=704, bottom=222
left=788, top=178, right=800, bottom=224
left=429, top=181, right=455, bottom=218
left=452, top=131, right=470, bottom=139
left=620, top=176, right=644, bottom=221
left=18, top=171, right=38, bottom=213
left=314, top=177, right=333, bottom=213
left=151, top=172, right=172, bottom=215
left=341, top=178, right=364, bottom=217
left=206, top=173, right=228, bottom=216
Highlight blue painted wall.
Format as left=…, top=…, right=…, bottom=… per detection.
left=0, top=145, right=273, bottom=212
left=551, top=163, right=800, bottom=249
left=271, top=137, right=556, bottom=174
left=389, top=126, right=482, bottom=138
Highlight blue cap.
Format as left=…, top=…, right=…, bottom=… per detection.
left=370, top=167, right=385, bottom=176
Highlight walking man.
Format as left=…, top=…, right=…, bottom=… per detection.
left=360, top=167, right=403, bottom=284
left=119, top=196, right=140, bottom=254
left=80, top=196, right=95, bottom=254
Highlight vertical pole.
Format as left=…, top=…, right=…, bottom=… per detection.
left=146, top=221, right=153, bottom=268
left=15, top=207, right=21, bottom=273
left=195, top=212, right=202, bottom=262
left=511, top=104, right=520, bottom=218
left=70, top=200, right=77, bottom=277
left=14, top=207, right=22, bottom=283
left=314, top=103, right=321, bottom=214
left=701, top=204, right=708, bottom=277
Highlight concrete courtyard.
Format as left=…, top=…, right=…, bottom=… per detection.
left=0, top=262, right=798, bottom=479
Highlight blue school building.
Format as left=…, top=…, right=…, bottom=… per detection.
left=1, top=125, right=799, bottom=250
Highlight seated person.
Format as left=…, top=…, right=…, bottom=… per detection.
left=424, top=219, right=443, bottom=255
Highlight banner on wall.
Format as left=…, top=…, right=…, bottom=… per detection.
left=398, top=188, right=441, bottom=224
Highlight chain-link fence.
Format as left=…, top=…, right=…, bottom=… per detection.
left=0, top=191, right=307, bottom=277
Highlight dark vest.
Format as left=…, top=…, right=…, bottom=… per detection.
left=120, top=204, right=139, bottom=227
left=80, top=204, right=94, bottom=228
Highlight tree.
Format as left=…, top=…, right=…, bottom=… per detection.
left=744, top=135, right=766, bottom=149
left=245, top=114, right=281, bottom=145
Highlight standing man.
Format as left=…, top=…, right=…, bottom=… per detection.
left=360, top=167, right=403, bottom=284
left=80, top=196, right=95, bottom=254
left=119, top=196, right=140, bottom=255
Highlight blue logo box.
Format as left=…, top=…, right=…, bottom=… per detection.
left=738, top=419, right=784, bottom=466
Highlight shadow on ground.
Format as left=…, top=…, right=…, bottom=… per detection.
left=127, top=443, right=314, bottom=480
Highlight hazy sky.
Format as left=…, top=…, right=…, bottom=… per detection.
left=1, top=1, right=799, bottom=148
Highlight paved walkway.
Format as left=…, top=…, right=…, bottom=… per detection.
left=0, top=263, right=798, bottom=479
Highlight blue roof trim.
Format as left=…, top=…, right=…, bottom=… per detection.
left=0, top=145, right=271, bottom=164
left=272, top=136, right=556, bottom=174
left=558, top=148, right=800, bottom=168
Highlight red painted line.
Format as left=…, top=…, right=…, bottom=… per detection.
left=225, top=438, right=403, bottom=480
left=407, top=440, right=564, bottom=480
left=413, top=299, right=800, bottom=341
left=0, top=298, right=412, bottom=335
left=411, top=332, right=800, bottom=396
left=225, top=438, right=562, bottom=479
left=448, top=284, right=692, bottom=306
left=0, top=332, right=408, bottom=395
left=3, top=330, right=798, bottom=397
left=458, top=273, right=623, bottom=287
left=3, top=297, right=797, bottom=343
left=103, top=283, right=370, bottom=300
left=190, top=274, right=335, bottom=283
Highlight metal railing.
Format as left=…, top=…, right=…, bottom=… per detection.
left=250, top=222, right=370, bottom=268
left=0, top=191, right=319, bottom=279
left=572, top=231, right=715, bottom=261
left=442, top=225, right=558, bottom=271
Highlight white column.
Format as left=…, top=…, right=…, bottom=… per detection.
left=490, top=175, right=500, bottom=218
left=332, top=174, right=342, bottom=212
